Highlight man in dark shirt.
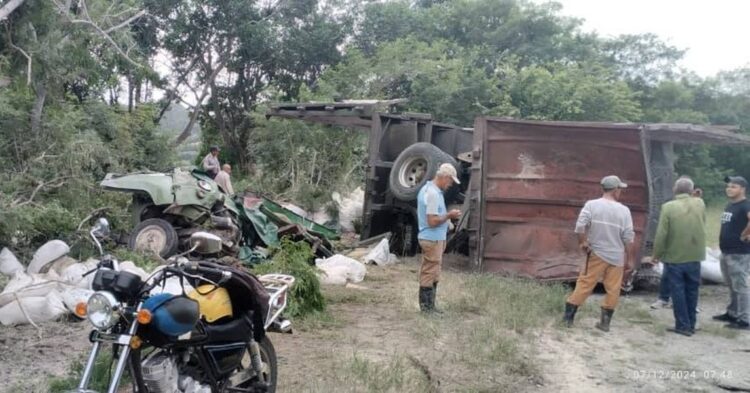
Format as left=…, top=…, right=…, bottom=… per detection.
left=713, top=176, right=750, bottom=330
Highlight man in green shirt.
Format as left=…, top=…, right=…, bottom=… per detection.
left=652, top=177, right=706, bottom=336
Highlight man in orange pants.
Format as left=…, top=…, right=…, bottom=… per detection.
left=562, top=175, right=635, bottom=332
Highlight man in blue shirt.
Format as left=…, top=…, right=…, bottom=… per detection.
left=417, top=163, right=462, bottom=312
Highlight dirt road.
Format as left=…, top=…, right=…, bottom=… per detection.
left=2, top=258, right=749, bottom=392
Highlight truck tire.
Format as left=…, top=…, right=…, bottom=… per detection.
left=128, top=218, right=179, bottom=258
left=389, top=142, right=459, bottom=201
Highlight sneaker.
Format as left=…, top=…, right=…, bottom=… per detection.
left=696, top=307, right=701, bottom=314
left=650, top=299, right=671, bottom=309
left=726, top=321, right=750, bottom=330
left=713, top=313, right=737, bottom=323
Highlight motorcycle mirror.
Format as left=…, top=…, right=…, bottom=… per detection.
left=92, top=217, right=110, bottom=238
left=90, top=217, right=110, bottom=256
left=190, top=232, right=223, bottom=255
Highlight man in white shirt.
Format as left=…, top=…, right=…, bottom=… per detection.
left=202, top=146, right=221, bottom=179
left=562, top=175, right=635, bottom=332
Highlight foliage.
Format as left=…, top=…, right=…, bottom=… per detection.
left=1, top=0, right=750, bottom=258
left=252, top=239, right=326, bottom=318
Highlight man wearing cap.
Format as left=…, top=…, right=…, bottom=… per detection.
left=202, top=146, right=221, bottom=179
left=713, top=176, right=750, bottom=330
left=416, top=163, right=462, bottom=313
left=562, top=175, right=635, bottom=331
left=652, top=177, right=705, bottom=336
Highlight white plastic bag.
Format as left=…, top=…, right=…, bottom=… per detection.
left=0, top=291, right=67, bottom=326
left=316, top=255, right=367, bottom=285
left=0, top=248, right=23, bottom=276
left=363, top=238, right=398, bottom=266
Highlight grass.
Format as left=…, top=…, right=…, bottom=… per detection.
left=309, top=353, right=433, bottom=393
left=47, top=350, right=120, bottom=392
left=294, top=310, right=344, bottom=332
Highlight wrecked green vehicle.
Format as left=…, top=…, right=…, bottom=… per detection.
left=101, top=167, right=336, bottom=261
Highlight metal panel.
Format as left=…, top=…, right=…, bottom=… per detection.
left=475, top=119, right=649, bottom=280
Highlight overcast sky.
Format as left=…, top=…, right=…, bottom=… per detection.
left=538, top=0, right=750, bottom=77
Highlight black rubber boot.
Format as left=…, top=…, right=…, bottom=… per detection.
left=562, top=302, right=578, bottom=328
left=432, top=282, right=444, bottom=314
left=419, top=287, right=433, bottom=312
left=595, top=308, right=614, bottom=332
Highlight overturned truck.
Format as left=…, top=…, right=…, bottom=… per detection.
left=267, top=101, right=750, bottom=281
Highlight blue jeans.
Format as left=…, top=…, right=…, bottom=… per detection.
left=658, top=270, right=670, bottom=302
left=665, top=262, right=701, bottom=331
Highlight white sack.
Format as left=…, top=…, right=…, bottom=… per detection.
left=363, top=238, right=398, bottom=266
left=701, top=248, right=724, bottom=284
left=61, top=288, right=94, bottom=313
left=120, top=261, right=149, bottom=280
left=0, top=291, right=67, bottom=326
left=28, top=240, right=70, bottom=274
left=150, top=274, right=195, bottom=296
left=316, top=255, right=367, bottom=285
left=0, top=271, right=62, bottom=307
left=60, top=259, right=98, bottom=289
left=0, top=248, right=23, bottom=276
left=333, top=187, right=364, bottom=233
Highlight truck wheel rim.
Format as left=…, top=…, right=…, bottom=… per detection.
left=398, top=156, right=428, bottom=188
left=134, top=225, right=167, bottom=254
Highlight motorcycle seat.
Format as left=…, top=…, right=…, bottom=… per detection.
left=203, top=313, right=254, bottom=343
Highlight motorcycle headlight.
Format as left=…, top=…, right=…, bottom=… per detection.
left=87, top=291, right=120, bottom=330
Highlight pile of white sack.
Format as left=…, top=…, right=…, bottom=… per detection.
left=0, top=241, right=151, bottom=326
left=651, top=247, right=725, bottom=284
left=315, top=237, right=400, bottom=286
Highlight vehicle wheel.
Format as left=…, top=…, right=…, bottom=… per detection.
left=128, top=218, right=179, bottom=258
left=389, top=142, right=459, bottom=201
left=235, top=336, right=278, bottom=392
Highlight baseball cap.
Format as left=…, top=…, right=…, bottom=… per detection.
left=437, top=163, right=460, bottom=184
left=724, top=176, right=748, bottom=188
left=601, top=175, right=628, bottom=190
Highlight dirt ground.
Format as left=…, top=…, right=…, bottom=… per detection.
left=2, top=257, right=750, bottom=392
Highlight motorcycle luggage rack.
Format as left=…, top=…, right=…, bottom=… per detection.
left=259, top=274, right=295, bottom=329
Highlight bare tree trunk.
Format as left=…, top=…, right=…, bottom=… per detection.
left=127, top=74, right=134, bottom=113
left=135, top=80, right=142, bottom=105
left=30, top=84, right=46, bottom=135
left=173, top=57, right=228, bottom=145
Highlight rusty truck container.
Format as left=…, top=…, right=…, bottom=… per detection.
left=467, top=118, right=750, bottom=280
left=467, top=120, right=648, bottom=280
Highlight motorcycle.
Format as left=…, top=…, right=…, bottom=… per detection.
left=68, top=218, right=294, bottom=393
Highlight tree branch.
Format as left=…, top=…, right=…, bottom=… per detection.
left=104, top=9, right=146, bottom=34
left=173, top=56, right=230, bottom=145
left=5, top=24, right=32, bottom=85
left=51, top=0, right=145, bottom=69
left=0, top=0, right=27, bottom=21
left=12, top=176, right=70, bottom=207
